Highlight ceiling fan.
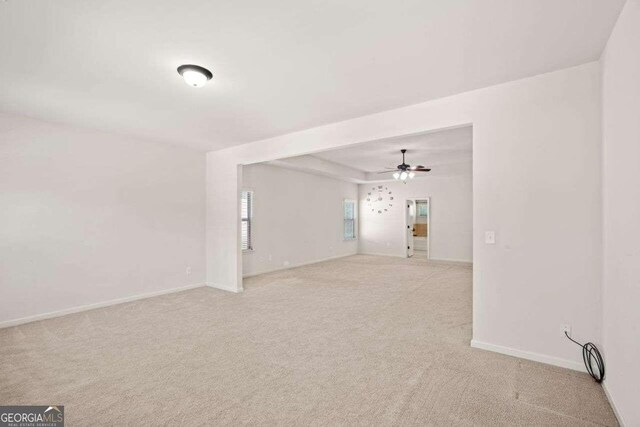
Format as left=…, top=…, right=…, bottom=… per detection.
left=378, top=149, right=431, bottom=182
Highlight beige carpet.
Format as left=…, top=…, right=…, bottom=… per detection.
left=0, top=255, right=617, bottom=426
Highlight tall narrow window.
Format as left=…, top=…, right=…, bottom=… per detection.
left=241, top=191, right=253, bottom=251
left=344, top=199, right=356, bottom=240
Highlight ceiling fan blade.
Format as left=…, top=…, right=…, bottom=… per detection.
left=375, top=151, right=430, bottom=174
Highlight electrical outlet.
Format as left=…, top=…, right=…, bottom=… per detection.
left=186, top=266, right=192, bottom=276
left=562, top=324, right=571, bottom=337
left=485, top=231, right=496, bottom=244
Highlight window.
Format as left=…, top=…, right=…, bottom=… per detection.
left=241, top=191, right=253, bottom=251
left=417, top=201, right=428, bottom=217
left=343, top=199, right=356, bottom=240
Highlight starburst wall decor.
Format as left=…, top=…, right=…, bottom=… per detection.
left=366, top=186, right=393, bottom=214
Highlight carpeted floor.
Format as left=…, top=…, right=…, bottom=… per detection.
left=0, top=255, right=617, bottom=426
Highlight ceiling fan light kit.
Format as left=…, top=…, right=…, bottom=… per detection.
left=380, top=149, right=431, bottom=183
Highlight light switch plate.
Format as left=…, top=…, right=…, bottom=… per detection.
left=485, top=231, right=496, bottom=244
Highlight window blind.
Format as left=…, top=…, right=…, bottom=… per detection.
left=241, top=191, right=253, bottom=250
left=344, top=199, right=356, bottom=240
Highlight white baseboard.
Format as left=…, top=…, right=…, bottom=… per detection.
left=602, top=382, right=626, bottom=427
left=473, top=339, right=626, bottom=426
left=0, top=282, right=206, bottom=329
left=470, top=339, right=586, bottom=373
left=207, top=282, right=242, bottom=293
left=242, top=253, right=357, bottom=278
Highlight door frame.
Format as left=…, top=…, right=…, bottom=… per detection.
left=405, top=200, right=415, bottom=257
left=405, top=197, right=430, bottom=259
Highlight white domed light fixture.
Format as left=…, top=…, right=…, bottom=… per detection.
left=177, top=64, right=213, bottom=88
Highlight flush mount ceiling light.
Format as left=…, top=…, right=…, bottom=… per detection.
left=177, top=64, right=213, bottom=88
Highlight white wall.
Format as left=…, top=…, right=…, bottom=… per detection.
left=0, top=113, right=206, bottom=325
left=206, top=151, right=242, bottom=292
left=601, top=1, right=640, bottom=425
left=359, top=175, right=472, bottom=262
left=242, top=164, right=358, bottom=276
left=206, top=62, right=603, bottom=371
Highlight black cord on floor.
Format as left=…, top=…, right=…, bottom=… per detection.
left=564, top=331, right=605, bottom=383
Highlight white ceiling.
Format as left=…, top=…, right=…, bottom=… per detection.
left=0, top=0, right=624, bottom=151
left=312, top=125, right=472, bottom=178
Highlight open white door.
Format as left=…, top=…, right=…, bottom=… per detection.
left=406, top=200, right=415, bottom=257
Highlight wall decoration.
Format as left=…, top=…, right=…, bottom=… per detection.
left=366, top=186, right=393, bottom=214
